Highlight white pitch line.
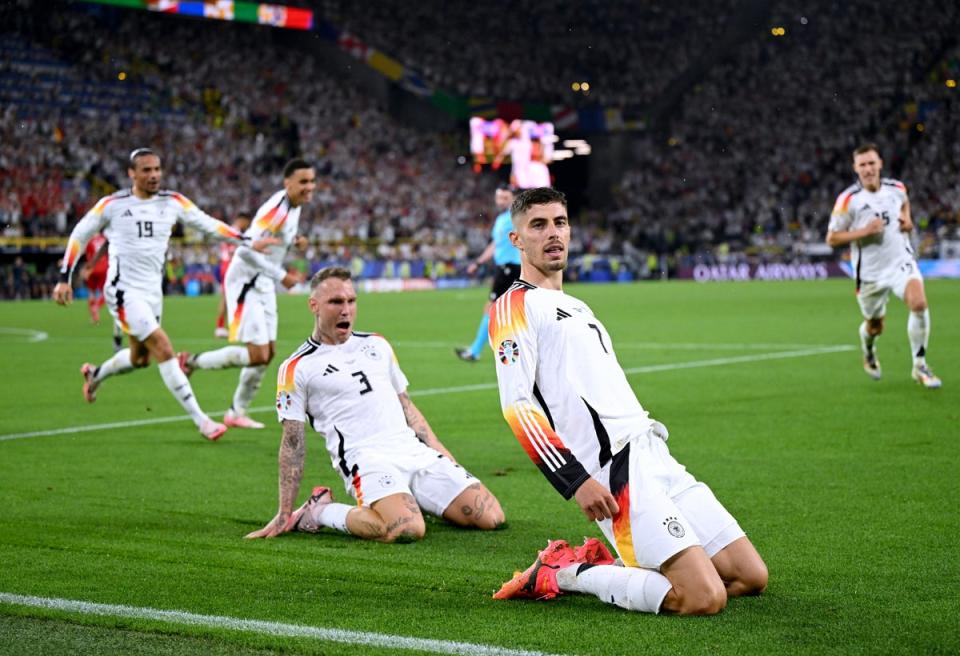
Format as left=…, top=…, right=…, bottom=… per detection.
left=623, top=344, right=855, bottom=374
left=616, top=341, right=846, bottom=351
left=0, top=592, right=564, bottom=656
left=0, top=327, right=49, bottom=342
left=0, top=345, right=854, bottom=442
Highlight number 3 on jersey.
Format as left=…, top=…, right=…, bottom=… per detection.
left=351, top=370, right=373, bottom=395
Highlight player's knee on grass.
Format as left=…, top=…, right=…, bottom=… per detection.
left=729, top=560, right=768, bottom=597
left=867, top=317, right=884, bottom=335
left=663, top=577, right=728, bottom=616
left=660, top=546, right=728, bottom=615
left=383, top=514, right=426, bottom=543
left=443, top=483, right=505, bottom=530
left=372, top=493, right=426, bottom=543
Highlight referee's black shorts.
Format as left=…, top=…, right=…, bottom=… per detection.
left=489, top=264, right=521, bottom=301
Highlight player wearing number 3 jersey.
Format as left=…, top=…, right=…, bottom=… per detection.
left=489, top=188, right=766, bottom=615
left=826, top=143, right=941, bottom=388
left=53, top=148, right=266, bottom=441
left=246, top=267, right=505, bottom=542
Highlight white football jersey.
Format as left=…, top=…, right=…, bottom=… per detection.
left=229, top=190, right=302, bottom=293
left=490, top=280, right=654, bottom=499
left=276, top=333, right=424, bottom=472
left=828, top=179, right=914, bottom=284
left=61, top=189, right=243, bottom=294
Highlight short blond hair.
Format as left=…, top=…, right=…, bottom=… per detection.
left=310, top=266, right=351, bottom=290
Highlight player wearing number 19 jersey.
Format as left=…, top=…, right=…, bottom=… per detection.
left=490, top=188, right=766, bottom=615
left=53, top=148, right=249, bottom=440
left=826, top=143, right=940, bottom=388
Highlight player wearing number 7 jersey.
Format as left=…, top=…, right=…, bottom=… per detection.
left=53, top=148, right=271, bottom=440
left=826, top=143, right=941, bottom=388
left=489, top=188, right=766, bottom=614
left=246, top=266, right=505, bottom=542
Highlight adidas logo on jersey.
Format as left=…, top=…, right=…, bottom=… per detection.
left=322, top=364, right=339, bottom=376
left=121, top=209, right=134, bottom=217
left=556, top=308, right=572, bottom=321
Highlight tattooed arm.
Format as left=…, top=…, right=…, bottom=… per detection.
left=245, top=419, right=306, bottom=538
left=398, top=392, right=456, bottom=462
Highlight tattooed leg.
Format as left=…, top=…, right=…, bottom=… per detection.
left=443, top=483, right=506, bottom=530
left=369, top=493, right=426, bottom=543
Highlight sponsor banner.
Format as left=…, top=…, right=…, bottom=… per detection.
left=359, top=278, right=436, bottom=293
left=919, top=259, right=960, bottom=278
left=677, top=262, right=849, bottom=282
left=838, top=259, right=960, bottom=280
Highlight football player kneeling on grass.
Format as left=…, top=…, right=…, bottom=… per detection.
left=246, top=267, right=505, bottom=543
left=489, top=188, right=768, bottom=614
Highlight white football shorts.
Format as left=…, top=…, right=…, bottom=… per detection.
left=596, top=427, right=745, bottom=570
left=225, top=276, right=277, bottom=345
left=335, top=440, right=478, bottom=517
left=104, top=286, right=162, bottom=341
left=857, top=258, right=923, bottom=320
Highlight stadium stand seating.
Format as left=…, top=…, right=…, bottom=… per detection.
left=1, top=0, right=958, bottom=295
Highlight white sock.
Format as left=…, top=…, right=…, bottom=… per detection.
left=232, top=365, right=266, bottom=415
left=94, top=348, right=134, bottom=383
left=156, top=358, right=207, bottom=427
left=858, top=321, right=877, bottom=357
left=907, top=309, right=929, bottom=365
left=315, top=503, right=353, bottom=534
left=193, top=346, right=250, bottom=370
left=556, top=564, right=672, bottom=614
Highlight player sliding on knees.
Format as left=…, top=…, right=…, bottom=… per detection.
left=246, top=267, right=506, bottom=542
left=489, top=188, right=767, bottom=615
left=53, top=148, right=274, bottom=441
left=177, top=159, right=314, bottom=429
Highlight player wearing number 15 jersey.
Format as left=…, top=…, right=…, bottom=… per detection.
left=245, top=267, right=505, bottom=542
left=490, top=188, right=766, bottom=615
left=826, top=143, right=940, bottom=388
left=53, top=148, right=260, bottom=441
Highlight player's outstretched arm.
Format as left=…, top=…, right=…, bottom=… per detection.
left=245, top=419, right=306, bottom=539
left=173, top=192, right=246, bottom=244
left=54, top=205, right=110, bottom=305
left=234, top=246, right=302, bottom=288
left=398, top=392, right=456, bottom=461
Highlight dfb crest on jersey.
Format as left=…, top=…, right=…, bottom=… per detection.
left=362, top=344, right=381, bottom=361
left=663, top=516, right=685, bottom=538
left=498, top=339, right=519, bottom=365
left=276, top=391, right=293, bottom=411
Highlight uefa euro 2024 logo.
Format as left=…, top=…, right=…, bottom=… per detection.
left=498, top=339, right=519, bottom=365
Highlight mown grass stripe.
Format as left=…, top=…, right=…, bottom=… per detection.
left=0, top=345, right=854, bottom=442
left=0, top=592, right=564, bottom=656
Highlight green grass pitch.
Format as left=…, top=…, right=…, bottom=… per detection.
left=0, top=279, right=957, bottom=655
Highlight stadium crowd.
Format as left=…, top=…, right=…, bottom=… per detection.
left=1, top=0, right=958, bottom=298
left=0, top=0, right=498, bottom=297
left=608, top=0, right=960, bottom=272
left=315, top=0, right=737, bottom=109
